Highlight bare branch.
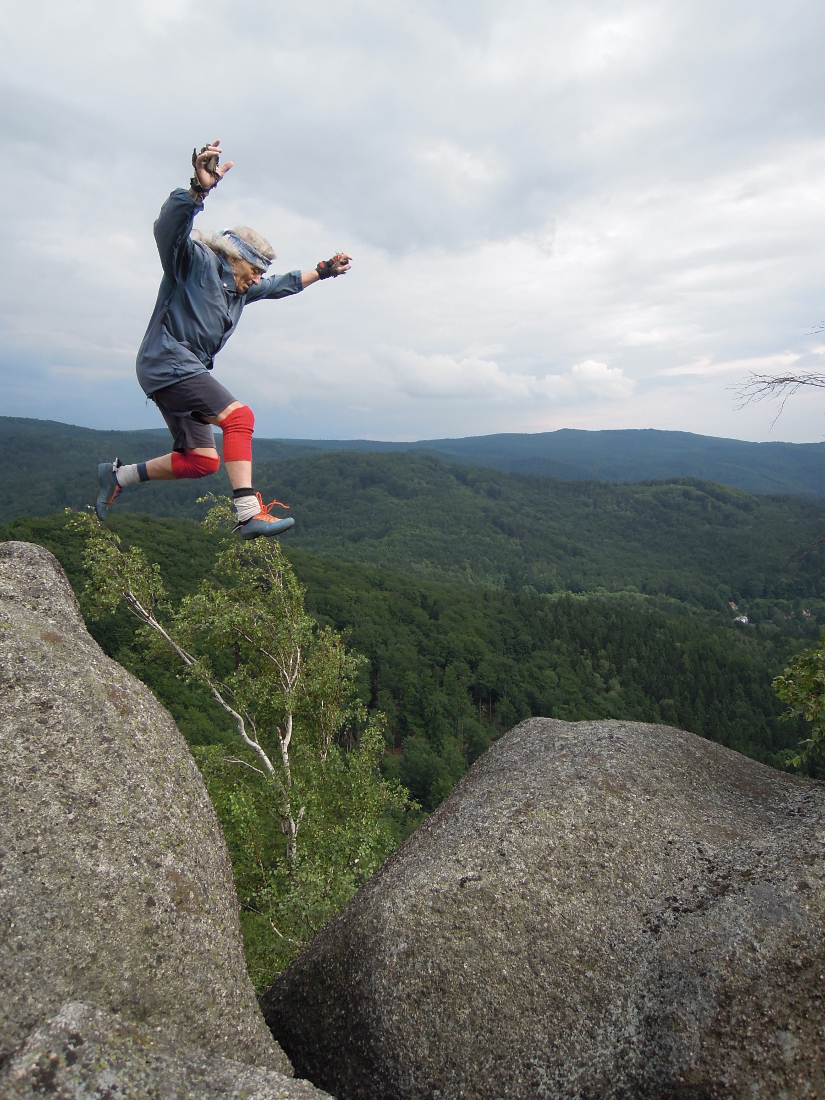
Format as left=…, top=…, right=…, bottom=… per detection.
left=223, top=756, right=268, bottom=778
left=731, top=371, right=825, bottom=429
left=241, top=906, right=301, bottom=946
left=127, top=594, right=278, bottom=778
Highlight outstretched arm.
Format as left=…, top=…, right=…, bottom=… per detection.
left=247, top=252, right=353, bottom=301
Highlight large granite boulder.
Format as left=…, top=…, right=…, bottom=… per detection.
left=2, top=1002, right=333, bottom=1100
left=0, top=542, right=289, bottom=1074
left=262, top=717, right=825, bottom=1099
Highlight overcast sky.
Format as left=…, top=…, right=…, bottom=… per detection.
left=3, top=0, right=825, bottom=442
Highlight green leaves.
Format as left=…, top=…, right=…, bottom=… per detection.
left=774, top=641, right=825, bottom=769
left=72, top=498, right=414, bottom=989
left=68, top=509, right=167, bottom=622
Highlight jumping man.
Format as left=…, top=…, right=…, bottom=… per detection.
left=96, top=139, right=351, bottom=538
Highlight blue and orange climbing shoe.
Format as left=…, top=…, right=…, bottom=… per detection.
left=236, top=493, right=295, bottom=540
left=96, top=459, right=122, bottom=521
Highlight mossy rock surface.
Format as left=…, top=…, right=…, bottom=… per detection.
left=0, top=541, right=289, bottom=1075
left=262, top=716, right=825, bottom=1099
left=2, top=1002, right=334, bottom=1099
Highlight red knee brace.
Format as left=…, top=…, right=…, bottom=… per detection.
left=221, top=405, right=255, bottom=462
left=170, top=452, right=221, bottom=479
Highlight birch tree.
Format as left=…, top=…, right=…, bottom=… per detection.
left=71, top=502, right=411, bottom=980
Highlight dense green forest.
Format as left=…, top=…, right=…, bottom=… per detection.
left=252, top=454, right=825, bottom=615
left=276, top=426, right=825, bottom=496
left=391, top=427, right=825, bottom=495
left=5, top=416, right=825, bottom=505
left=3, top=511, right=815, bottom=814
left=5, top=421, right=825, bottom=625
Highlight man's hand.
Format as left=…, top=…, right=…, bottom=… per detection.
left=190, top=139, right=233, bottom=196
left=316, top=253, right=352, bottom=279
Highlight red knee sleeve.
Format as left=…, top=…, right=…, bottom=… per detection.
left=170, top=452, right=221, bottom=479
left=221, top=405, right=255, bottom=462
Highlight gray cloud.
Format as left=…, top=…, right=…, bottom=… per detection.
left=3, top=0, right=825, bottom=442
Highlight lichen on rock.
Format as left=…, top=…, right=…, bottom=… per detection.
left=2, top=1002, right=333, bottom=1100
left=0, top=540, right=290, bottom=1075
left=262, top=716, right=825, bottom=1099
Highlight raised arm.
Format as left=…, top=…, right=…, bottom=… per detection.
left=153, top=140, right=234, bottom=279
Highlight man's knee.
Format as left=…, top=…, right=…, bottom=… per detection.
left=170, top=451, right=221, bottom=479
left=221, top=405, right=255, bottom=462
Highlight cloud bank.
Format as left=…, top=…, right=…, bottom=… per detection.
left=2, top=0, right=825, bottom=441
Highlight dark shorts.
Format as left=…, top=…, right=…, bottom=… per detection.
left=151, top=373, right=237, bottom=452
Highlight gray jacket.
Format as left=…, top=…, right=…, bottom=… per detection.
left=136, top=189, right=303, bottom=395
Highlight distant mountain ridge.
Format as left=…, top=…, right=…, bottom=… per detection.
left=1, top=417, right=824, bottom=520
left=266, top=427, right=825, bottom=498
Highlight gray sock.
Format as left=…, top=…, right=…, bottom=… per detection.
left=115, top=462, right=148, bottom=487
left=234, top=493, right=260, bottom=523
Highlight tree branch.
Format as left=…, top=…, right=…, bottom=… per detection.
left=123, top=590, right=277, bottom=778
left=732, top=372, right=825, bottom=428
left=223, top=756, right=268, bottom=778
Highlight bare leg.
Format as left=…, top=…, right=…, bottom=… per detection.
left=142, top=401, right=250, bottom=487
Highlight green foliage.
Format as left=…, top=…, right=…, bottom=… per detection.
left=68, top=509, right=168, bottom=621
left=62, top=501, right=412, bottom=989
left=4, top=510, right=811, bottom=816
left=195, top=716, right=405, bottom=988
left=5, top=421, right=825, bottom=630
left=254, top=453, right=825, bottom=621
left=6, top=417, right=825, bottom=524
left=774, top=641, right=825, bottom=771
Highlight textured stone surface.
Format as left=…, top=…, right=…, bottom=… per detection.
left=0, top=1002, right=334, bottom=1099
left=263, top=717, right=825, bottom=1099
left=0, top=541, right=289, bottom=1074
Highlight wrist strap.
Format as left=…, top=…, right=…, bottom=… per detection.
left=189, top=178, right=211, bottom=200
left=316, top=256, right=348, bottom=279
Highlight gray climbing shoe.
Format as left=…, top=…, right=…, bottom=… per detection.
left=96, top=459, right=122, bottom=520
left=235, top=493, right=295, bottom=540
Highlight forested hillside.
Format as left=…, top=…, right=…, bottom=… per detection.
left=5, top=418, right=825, bottom=807
left=4, top=417, right=825, bottom=523
left=4, top=420, right=825, bottom=624
left=275, top=427, right=825, bottom=497
left=2, top=512, right=814, bottom=813
left=253, top=454, right=825, bottom=616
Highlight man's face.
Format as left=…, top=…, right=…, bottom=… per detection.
left=228, top=255, right=264, bottom=293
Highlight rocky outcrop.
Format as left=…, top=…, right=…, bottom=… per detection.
left=2, top=1002, right=334, bottom=1099
left=0, top=542, right=290, bottom=1077
left=262, top=717, right=825, bottom=1100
